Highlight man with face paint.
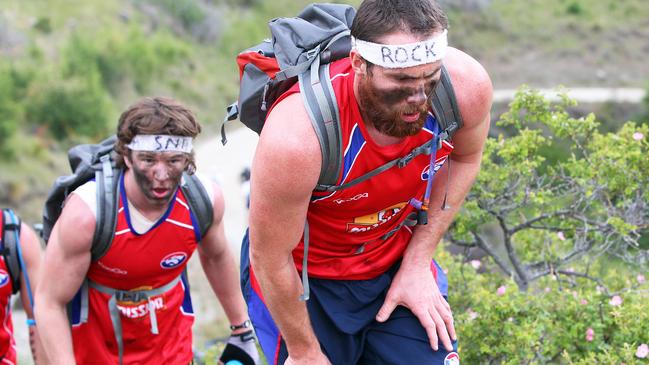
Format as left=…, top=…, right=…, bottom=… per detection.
left=244, top=0, right=492, bottom=364
left=35, top=97, right=259, bottom=365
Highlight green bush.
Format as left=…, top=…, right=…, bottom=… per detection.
left=439, top=249, right=649, bottom=364
left=62, top=27, right=191, bottom=95
left=0, top=70, right=20, bottom=151
left=448, top=88, right=649, bottom=293
left=565, top=2, right=583, bottom=15
left=22, top=25, right=193, bottom=141
left=154, top=0, right=206, bottom=29
left=0, top=62, right=36, bottom=153
left=27, top=71, right=113, bottom=140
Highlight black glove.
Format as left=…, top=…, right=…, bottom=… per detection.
left=219, top=330, right=260, bottom=365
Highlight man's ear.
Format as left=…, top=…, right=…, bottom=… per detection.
left=350, top=50, right=367, bottom=76
left=123, top=151, right=133, bottom=169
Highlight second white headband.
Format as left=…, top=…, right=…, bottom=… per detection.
left=127, top=135, right=193, bottom=153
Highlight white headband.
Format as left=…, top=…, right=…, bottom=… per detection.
left=127, top=135, right=193, bottom=153
left=351, top=29, right=448, bottom=69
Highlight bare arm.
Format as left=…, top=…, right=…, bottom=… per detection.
left=249, top=93, right=329, bottom=364
left=197, top=183, right=249, bottom=331
left=34, top=195, right=94, bottom=365
left=376, top=47, right=493, bottom=351
left=18, top=223, right=50, bottom=364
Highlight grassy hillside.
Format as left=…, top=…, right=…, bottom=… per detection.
left=447, top=0, right=649, bottom=87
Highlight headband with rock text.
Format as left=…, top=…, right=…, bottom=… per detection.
left=351, top=29, right=448, bottom=69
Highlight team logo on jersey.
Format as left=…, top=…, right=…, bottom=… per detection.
left=421, top=156, right=448, bottom=181
left=160, top=252, right=187, bottom=269
left=444, top=352, right=460, bottom=365
left=0, top=270, right=9, bottom=288
left=346, top=202, right=407, bottom=233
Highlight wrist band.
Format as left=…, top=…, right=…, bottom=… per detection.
left=26, top=319, right=36, bottom=327
left=229, top=319, right=251, bottom=331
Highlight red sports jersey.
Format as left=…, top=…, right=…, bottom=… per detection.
left=0, top=217, right=17, bottom=364
left=71, top=176, right=201, bottom=364
left=276, top=58, right=454, bottom=280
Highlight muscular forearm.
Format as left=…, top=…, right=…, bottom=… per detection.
left=252, top=253, right=320, bottom=359
left=200, top=252, right=248, bottom=326
left=34, top=301, right=76, bottom=364
left=405, top=158, right=481, bottom=264
left=29, top=326, right=51, bottom=365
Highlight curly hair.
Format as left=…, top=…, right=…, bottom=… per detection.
left=114, top=97, right=202, bottom=173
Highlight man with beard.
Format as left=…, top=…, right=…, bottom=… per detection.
left=35, top=97, right=259, bottom=365
left=243, top=0, right=492, bottom=364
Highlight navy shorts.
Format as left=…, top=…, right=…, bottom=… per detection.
left=240, top=230, right=459, bottom=365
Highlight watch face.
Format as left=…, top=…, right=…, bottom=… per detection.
left=230, top=319, right=251, bottom=330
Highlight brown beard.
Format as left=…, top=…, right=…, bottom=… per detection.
left=357, top=75, right=432, bottom=138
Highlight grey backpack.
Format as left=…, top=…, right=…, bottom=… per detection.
left=42, top=135, right=214, bottom=259
left=222, top=3, right=463, bottom=192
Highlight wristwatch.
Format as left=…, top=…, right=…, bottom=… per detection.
left=229, top=319, right=252, bottom=331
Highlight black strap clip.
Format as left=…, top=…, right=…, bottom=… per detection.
left=397, top=153, right=415, bottom=168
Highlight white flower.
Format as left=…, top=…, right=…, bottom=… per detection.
left=470, top=260, right=482, bottom=270
left=497, top=286, right=506, bottom=296
left=609, top=295, right=623, bottom=306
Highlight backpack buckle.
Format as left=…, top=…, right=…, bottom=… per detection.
left=438, top=130, right=449, bottom=141
left=305, top=47, right=320, bottom=60
left=397, top=153, right=415, bottom=168
left=115, top=290, right=147, bottom=303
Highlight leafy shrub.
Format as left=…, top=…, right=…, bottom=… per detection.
left=62, top=27, right=191, bottom=94
left=32, top=17, right=52, bottom=33
left=154, top=0, right=206, bottom=29
left=0, top=67, right=20, bottom=151
left=27, top=69, right=113, bottom=140
left=0, top=62, right=35, bottom=153
left=566, top=2, right=583, bottom=15
left=448, top=88, right=649, bottom=292
left=22, top=25, right=193, bottom=141
left=439, top=249, right=649, bottom=364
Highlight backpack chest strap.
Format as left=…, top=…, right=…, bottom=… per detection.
left=83, top=275, right=182, bottom=365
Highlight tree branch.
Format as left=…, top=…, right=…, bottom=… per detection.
left=472, top=231, right=513, bottom=278
left=495, top=213, right=529, bottom=289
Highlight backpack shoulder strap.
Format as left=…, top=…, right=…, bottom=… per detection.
left=298, top=56, right=343, bottom=188
left=1, top=208, right=22, bottom=295
left=431, top=65, right=463, bottom=139
left=180, top=172, right=214, bottom=242
left=90, top=157, right=121, bottom=261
